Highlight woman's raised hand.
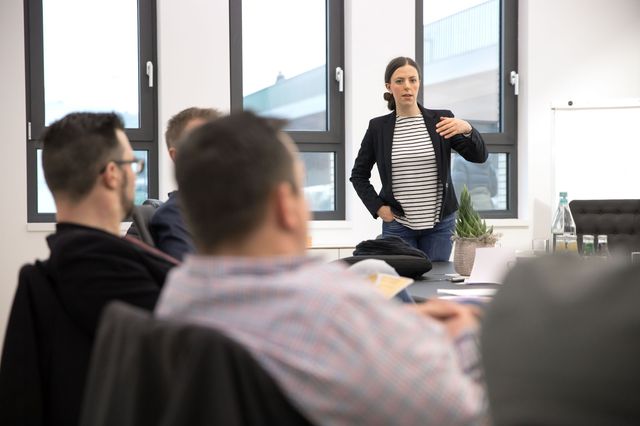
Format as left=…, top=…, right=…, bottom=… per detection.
left=435, top=117, right=472, bottom=139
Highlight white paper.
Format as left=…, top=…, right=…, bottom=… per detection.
left=465, top=247, right=516, bottom=285
left=437, top=288, right=497, bottom=297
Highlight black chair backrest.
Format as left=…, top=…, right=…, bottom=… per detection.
left=80, top=302, right=313, bottom=426
left=0, top=261, right=93, bottom=426
left=569, top=199, right=640, bottom=255
left=126, top=199, right=163, bottom=247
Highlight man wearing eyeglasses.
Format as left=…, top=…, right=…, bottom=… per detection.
left=28, top=112, right=177, bottom=425
left=42, top=111, right=178, bottom=329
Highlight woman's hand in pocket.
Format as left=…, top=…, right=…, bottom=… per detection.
left=377, top=206, right=395, bottom=222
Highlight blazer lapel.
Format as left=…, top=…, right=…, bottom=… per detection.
left=382, top=112, right=395, bottom=187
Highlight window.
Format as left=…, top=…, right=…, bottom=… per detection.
left=230, top=0, right=345, bottom=220
left=416, top=0, right=517, bottom=218
left=25, top=0, right=158, bottom=222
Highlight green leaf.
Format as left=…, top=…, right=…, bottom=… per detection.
left=453, top=185, right=495, bottom=240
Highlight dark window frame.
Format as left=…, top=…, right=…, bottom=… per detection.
left=416, top=0, right=518, bottom=219
left=229, top=0, right=345, bottom=220
left=25, top=0, right=159, bottom=223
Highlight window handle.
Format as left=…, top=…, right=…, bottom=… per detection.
left=146, top=61, right=154, bottom=88
left=510, top=70, right=519, bottom=96
left=335, top=66, right=344, bottom=92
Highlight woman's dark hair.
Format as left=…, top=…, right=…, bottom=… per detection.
left=383, top=57, right=422, bottom=110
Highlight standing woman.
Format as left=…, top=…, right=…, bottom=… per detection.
left=350, top=57, right=488, bottom=261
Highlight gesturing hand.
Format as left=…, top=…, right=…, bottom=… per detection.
left=435, top=117, right=472, bottom=139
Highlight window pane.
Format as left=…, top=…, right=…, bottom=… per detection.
left=241, top=0, right=327, bottom=131
left=42, top=0, right=140, bottom=128
left=451, top=152, right=507, bottom=211
left=423, top=0, right=500, bottom=132
left=36, top=149, right=149, bottom=214
left=300, top=152, right=335, bottom=212
left=133, top=150, right=149, bottom=204
left=36, top=149, right=55, bottom=214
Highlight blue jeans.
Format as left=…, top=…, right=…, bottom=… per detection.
left=382, top=212, right=456, bottom=261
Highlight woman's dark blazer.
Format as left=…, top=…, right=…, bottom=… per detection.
left=350, top=104, right=488, bottom=219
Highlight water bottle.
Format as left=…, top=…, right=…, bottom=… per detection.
left=551, top=192, right=577, bottom=252
left=596, top=234, right=610, bottom=257
left=582, top=234, right=595, bottom=256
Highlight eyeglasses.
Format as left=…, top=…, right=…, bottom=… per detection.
left=100, top=158, right=145, bottom=175
left=115, top=158, right=145, bottom=175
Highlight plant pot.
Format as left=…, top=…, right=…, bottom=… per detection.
left=453, top=238, right=496, bottom=276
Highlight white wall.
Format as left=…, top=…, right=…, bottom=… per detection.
left=156, top=0, right=231, bottom=193
left=0, top=0, right=51, bottom=351
left=1, top=0, right=640, bottom=347
left=520, top=0, right=640, bottom=242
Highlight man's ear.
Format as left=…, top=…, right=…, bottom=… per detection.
left=168, top=147, right=177, bottom=162
left=273, top=182, right=298, bottom=231
left=100, top=162, right=120, bottom=190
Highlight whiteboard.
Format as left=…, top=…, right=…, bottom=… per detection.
left=552, top=99, right=640, bottom=202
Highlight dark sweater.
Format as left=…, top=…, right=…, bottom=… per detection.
left=0, top=223, right=175, bottom=426
left=47, top=223, right=174, bottom=337
left=149, top=191, right=195, bottom=261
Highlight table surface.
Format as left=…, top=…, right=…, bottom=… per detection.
left=407, top=261, right=501, bottom=299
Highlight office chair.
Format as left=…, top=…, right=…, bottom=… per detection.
left=0, top=261, right=93, bottom=426
left=80, top=302, right=313, bottom=426
left=569, top=199, right=640, bottom=255
left=126, top=198, right=163, bottom=247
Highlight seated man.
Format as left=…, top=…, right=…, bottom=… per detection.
left=44, top=112, right=177, bottom=332
left=156, top=112, right=486, bottom=425
left=149, top=107, right=220, bottom=260
left=0, top=112, right=177, bottom=425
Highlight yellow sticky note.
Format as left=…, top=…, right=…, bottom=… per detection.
left=367, top=273, right=414, bottom=299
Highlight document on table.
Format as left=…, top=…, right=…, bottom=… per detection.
left=465, top=247, right=516, bottom=285
left=437, top=288, right=497, bottom=297
left=367, top=273, right=414, bottom=299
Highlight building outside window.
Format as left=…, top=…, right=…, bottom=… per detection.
left=418, top=0, right=518, bottom=217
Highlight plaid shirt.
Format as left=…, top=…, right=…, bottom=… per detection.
left=156, top=256, right=486, bottom=426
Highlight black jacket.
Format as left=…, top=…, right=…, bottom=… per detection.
left=150, top=191, right=195, bottom=261
left=0, top=261, right=89, bottom=426
left=47, top=223, right=173, bottom=337
left=0, top=223, right=175, bottom=426
left=350, top=104, right=488, bottom=219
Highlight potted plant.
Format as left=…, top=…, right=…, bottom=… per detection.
left=452, top=185, right=500, bottom=275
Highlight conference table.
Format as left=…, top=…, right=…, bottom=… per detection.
left=407, top=261, right=501, bottom=300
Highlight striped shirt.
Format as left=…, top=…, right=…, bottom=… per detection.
left=156, top=255, right=486, bottom=426
left=391, top=115, right=442, bottom=230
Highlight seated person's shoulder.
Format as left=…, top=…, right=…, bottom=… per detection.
left=150, top=193, right=180, bottom=226
left=47, top=223, right=170, bottom=300
left=48, top=223, right=173, bottom=270
left=50, top=223, right=132, bottom=256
